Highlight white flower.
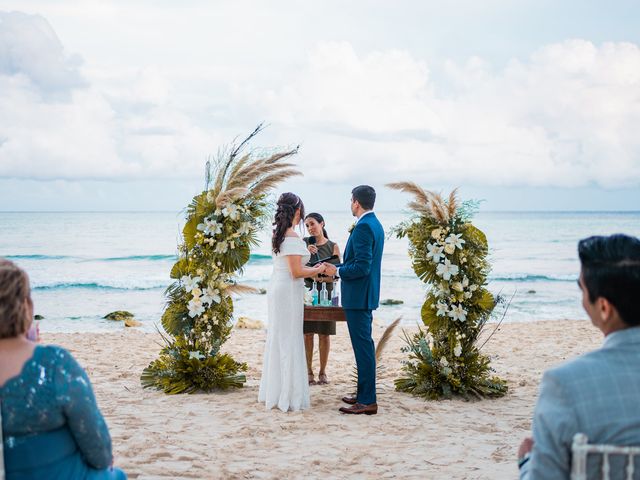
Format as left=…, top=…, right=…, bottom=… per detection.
left=221, top=204, right=239, bottom=220
left=191, top=287, right=202, bottom=298
left=187, top=297, right=205, bottom=318
left=436, top=259, right=459, bottom=280
left=436, top=282, right=450, bottom=298
left=426, top=243, right=444, bottom=263
left=435, top=301, right=448, bottom=317
left=237, top=222, right=252, bottom=236
left=201, top=287, right=221, bottom=306
left=448, top=304, right=467, bottom=322
left=214, top=241, right=229, bottom=254
left=197, top=218, right=222, bottom=237
left=181, top=275, right=202, bottom=293
left=453, top=344, right=462, bottom=357
left=188, top=351, right=204, bottom=360
left=445, top=233, right=466, bottom=250
left=451, top=281, right=463, bottom=292
left=439, top=356, right=449, bottom=367
left=444, top=243, right=455, bottom=255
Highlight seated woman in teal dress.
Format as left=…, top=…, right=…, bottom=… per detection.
left=303, top=213, right=341, bottom=385
left=0, top=259, right=126, bottom=480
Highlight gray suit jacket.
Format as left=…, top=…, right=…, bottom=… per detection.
left=521, top=326, right=640, bottom=479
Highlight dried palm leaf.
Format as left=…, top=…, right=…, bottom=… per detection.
left=250, top=169, right=304, bottom=196
left=228, top=159, right=297, bottom=191
left=375, top=317, right=401, bottom=362
left=224, top=283, right=261, bottom=295
left=226, top=154, right=252, bottom=185
left=447, top=188, right=459, bottom=220
left=215, top=187, right=249, bottom=207
left=263, top=149, right=299, bottom=165
left=407, top=201, right=432, bottom=216
left=386, top=182, right=430, bottom=206
left=428, top=191, right=449, bottom=223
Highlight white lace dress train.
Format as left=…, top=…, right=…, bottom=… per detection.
left=258, top=237, right=311, bottom=412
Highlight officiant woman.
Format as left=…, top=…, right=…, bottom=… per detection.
left=303, top=213, right=341, bottom=385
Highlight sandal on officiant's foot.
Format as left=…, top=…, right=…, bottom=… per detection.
left=318, top=373, right=329, bottom=385
left=308, top=374, right=316, bottom=385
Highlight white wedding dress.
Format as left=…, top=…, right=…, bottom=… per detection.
left=258, top=236, right=311, bottom=412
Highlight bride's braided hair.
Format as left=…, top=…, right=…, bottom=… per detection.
left=272, top=192, right=305, bottom=254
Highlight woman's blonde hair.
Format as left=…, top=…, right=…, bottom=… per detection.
left=0, top=258, right=32, bottom=339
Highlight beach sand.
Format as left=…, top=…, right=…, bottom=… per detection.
left=45, top=319, right=601, bottom=479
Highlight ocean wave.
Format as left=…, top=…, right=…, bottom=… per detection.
left=101, top=255, right=176, bottom=261
left=5, top=254, right=71, bottom=260
left=490, top=274, right=576, bottom=282
left=249, top=254, right=272, bottom=262
left=7, top=253, right=272, bottom=263
left=33, top=282, right=167, bottom=291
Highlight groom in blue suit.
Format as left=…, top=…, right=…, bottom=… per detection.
left=323, top=185, right=384, bottom=415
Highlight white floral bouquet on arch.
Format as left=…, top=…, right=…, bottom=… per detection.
left=388, top=183, right=507, bottom=400
left=141, top=125, right=300, bottom=394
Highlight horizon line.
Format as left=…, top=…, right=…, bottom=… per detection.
left=1, top=209, right=639, bottom=214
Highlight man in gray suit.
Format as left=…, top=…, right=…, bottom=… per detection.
left=519, top=234, right=640, bottom=479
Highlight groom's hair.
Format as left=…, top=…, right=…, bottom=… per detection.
left=352, top=185, right=376, bottom=210
left=578, top=234, right=640, bottom=326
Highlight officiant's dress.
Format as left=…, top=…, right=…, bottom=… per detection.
left=258, top=236, right=311, bottom=412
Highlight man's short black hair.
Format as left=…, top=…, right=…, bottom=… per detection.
left=352, top=185, right=376, bottom=210
left=578, top=234, right=640, bottom=326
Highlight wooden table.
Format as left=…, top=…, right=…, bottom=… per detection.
left=304, top=305, right=347, bottom=322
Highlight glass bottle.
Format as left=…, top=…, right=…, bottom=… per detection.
left=331, top=279, right=340, bottom=306
left=320, top=282, right=329, bottom=306
left=311, top=281, right=319, bottom=306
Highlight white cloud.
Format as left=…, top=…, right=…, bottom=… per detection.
left=0, top=11, right=84, bottom=95
left=0, top=11, right=218, bottom=180
left=0, top=10, right=639, bottom=190
left=254, top=40, right=640, bottom=188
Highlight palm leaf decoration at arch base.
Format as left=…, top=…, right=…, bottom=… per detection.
left=387, top=182, right=507, bottom=400
left=141, top=125, right=300, bottom=394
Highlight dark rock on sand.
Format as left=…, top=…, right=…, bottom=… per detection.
left=104, top=310, right=135, bottom=321
left=381, top=299, right=404, bottom=306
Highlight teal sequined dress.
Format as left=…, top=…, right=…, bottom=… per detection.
left=0, top=345, right=125, bottom=480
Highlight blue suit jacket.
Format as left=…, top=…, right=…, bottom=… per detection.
left=339, top=212, right=384, bottom=310
left=521, top=326, right=640, bottom=479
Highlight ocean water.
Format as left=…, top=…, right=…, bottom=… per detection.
left=1, top=211, right=639, bottom=333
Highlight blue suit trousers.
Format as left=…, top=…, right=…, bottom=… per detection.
left=344, top=308, right=376, bottom=405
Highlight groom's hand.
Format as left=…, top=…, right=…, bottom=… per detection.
left=322, top=263, right=337, bottom=276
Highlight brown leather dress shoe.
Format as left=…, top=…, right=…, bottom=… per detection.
left=341, top=396, right=357, bottom=405
left=339, top=403, right=378, bottom=415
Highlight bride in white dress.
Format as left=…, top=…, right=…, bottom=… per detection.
left=258, top=193, right=325, bottom=412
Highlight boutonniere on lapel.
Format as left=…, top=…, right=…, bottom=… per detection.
left=348, top=222, right=356, bottom=234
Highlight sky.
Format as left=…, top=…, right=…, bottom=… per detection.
left=0, top=0, right=639, bottom=212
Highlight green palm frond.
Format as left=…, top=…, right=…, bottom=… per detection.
left=142, top=125, right=300, bottom=394
left=388, top=181, right=507, bottom=400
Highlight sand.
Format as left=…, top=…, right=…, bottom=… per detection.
left=45, top=319, right=602, bottom=479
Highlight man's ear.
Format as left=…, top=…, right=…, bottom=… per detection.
left=597, top=297, right=614, bottom=323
